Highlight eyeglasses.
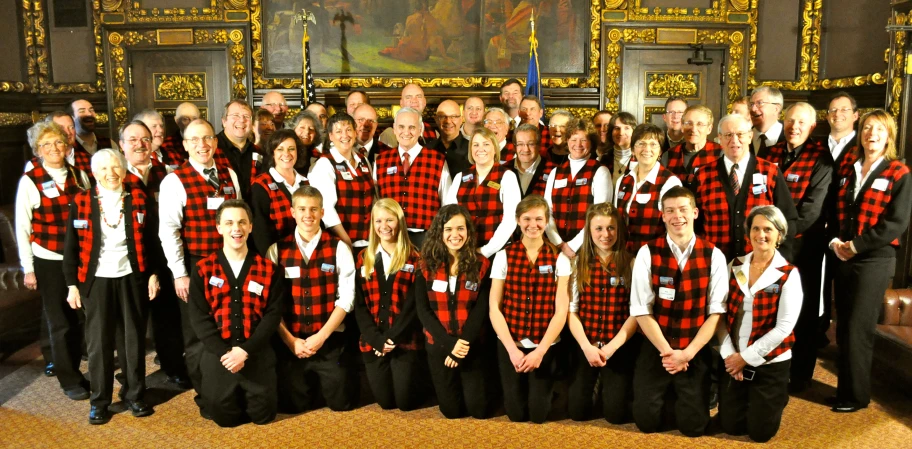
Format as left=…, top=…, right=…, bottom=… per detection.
left=483, top=119, right=505, bottom=126
left=515, top=142, right=536, bottom=148
left=634, top=141, right=661, bottom=149
left=227, top=113, right=251, bottom=121
left=262, top=102, right=287, bottom=109
left=38, top=140, right=67, bottom=150
left=184, top=135, right=217, bottom=145
left=682, top=121, right=710, bottom=128
left=548, top=124, right=567, bottom=130
left=665, top=111, right=685, bottom=116
left=828, top=107, right=855, bottom=115
left=436, top=114, right=461, bottom=121
left=355, top=118, right=375, bottom=124
left=720, top=131, right=752, bottom=140
left=125, top=137, right=152, bottom=145
left=750, top=101, right=780, bottom=108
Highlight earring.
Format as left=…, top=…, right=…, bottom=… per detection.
left=776, top=240, right=781, bottom=248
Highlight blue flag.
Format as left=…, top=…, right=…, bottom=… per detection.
left=524, top=13, right=543, bottom=107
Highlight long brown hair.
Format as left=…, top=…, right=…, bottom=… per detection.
left=420, top=204, right=482, bottom=284
left=575, top=202, right=633, bottom=290
left=515, top=195, right=558, bottom=255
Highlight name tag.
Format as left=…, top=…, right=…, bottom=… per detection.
left=735, top=270, right=747, bottom=285
left=223, top=186, right=235, bottom=195
left=73, top=219, right=89, bottom=229
left=41, top=180, right=56, bottom=190
left=752, top=184, right=767, bottom=195
left=386, top=166, right=398, bottom=175
left=465, top=281, right=478, bottom=291
left=487, top=181, right=501, bottom=190
left=137, top=212, right=144, bottom=224
left=635, top=193, right=651, bottom=204
left=209, top=276, right=225, bottom=288
left=658, top=287, right=675, bottom=301
left=554, top=178, right=568, bottom=189
left=538, top=265, right=553, bottom=274
left=321, top=263, right=335, bottom=273
left=542, top=173, right=549, bottom=182
left=519, top=338, right=536, bottom=349
left=432, top=279, right=448, bottom=292
left=610, top=276, right=624, bottom=286
left=659, top=276, right=674, bottom=286
left=168, top=164, right=180, bottom=171
left=763, top=284, right=780, bottom=294
left=462, top=173, right=474, bottom=183
left=247, top=281, right=264, bottom=296
left=268, top=182, right=279, bottom=191
left=340, top=171, right=354, bottom=181
left=872, top=178, right=890, bottom=192
left=840, top=178, right=847, bottom=186
left=693, top=167, right=700, bottom=173
left=786, top=173, right=800, bottom=182
left=401, top=264, right=415, bottom=273
left=42, top=187, right=60, bottom=199
left=285, top=266, right=301, bottom=278
left=752, top=173, right=766, bottom=185
left=207, top=197, right=225, bottom=210
left=335, top=164, right=348, bottom=171
left=360, top=165, right=369, bottom=173
left=252, top=153, right=263, bottom=163
left=575, top=177, right=589, bottom=186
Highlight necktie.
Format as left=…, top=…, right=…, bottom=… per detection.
left=203, top=167, right=219, bottom=190
left=730, top=163, right=741, bottom=195
left=758, top=133, right=768, bottom=156
left=402, top=152, right=411, bottom=175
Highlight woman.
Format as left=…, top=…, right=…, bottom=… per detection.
left=567, top=202, right=639, bottom=423
left=354, top=199, right=423, bottom=411
left=415, top=205, right=493, bottom=419
left=290, top=110, right=322, bottom=173
left=63, top=148, right=159, bottom=424
left=309, top=112, right=376, bottom=249
left=719, top=205, right=802, bottom=442
left=489, top=195, right=570, bottom=423
left=251, top=129, right=310, bottom=254
left=253, top=108, right=276, bottom=149
left=602, top=112, right=636, bottom=182
left=544, top=117, right=613, bottom=259
left=830, top=109, right=912, bottom=413
left=15, top=121, right=91, bottom=400
left=614, top=124, right=682, bottom=252
left=444, top=127, right=521, bottom=258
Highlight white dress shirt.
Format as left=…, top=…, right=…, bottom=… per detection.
left=94, top=186, right=132, bottom=278
left=543, top=156, right=613, bottom=251
left=309, top=146, right=370, bottom=247
left=723, top=151, right=751, bottom=190
left=444, top=167, right=521, bottom=258
left=372, top=143, right=452, bottom=232
left=268, top=167, right=308, bottom=194
left=719, top=252, right=803, bottom=367
left=752, top=121, right=782, bottom=151
left=614, top=162, right=682, bottom=213
left=828, top=131, right=856, bottom=161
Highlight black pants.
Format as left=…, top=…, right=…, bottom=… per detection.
left=34, top=257, right=85, bottom=391
left=834, top=256, right=894, bottom=407
left=363, top=348, right=420, bottom=411
left=568, top=335, right=641, bottom=423
left=148, top=270, right=188, bottom=378
left=719, top=359, right=790, bottom=442
left=39, top=307, right=52, bottom=364
left=84, top=275, right=148, bottom=406
left=633, top=344, right=712, bottom=437
left=426, top=340, right=491, bottom=419
left=820, top=250, right=838, bottom=339
left=791, top=248, right=824, bottom=384
left=276, top=332, right=358, bottom=413
left=496, top=342, right=560, bottom=423
left=200, top=346, right=277, bottom=427
left=180, top=255, right=205, bottom=407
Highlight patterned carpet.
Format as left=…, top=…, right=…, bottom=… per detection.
left=0, top=342, right=909, bottom=449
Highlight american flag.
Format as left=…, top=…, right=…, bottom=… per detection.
left=302, top=37, right=316, bottom=106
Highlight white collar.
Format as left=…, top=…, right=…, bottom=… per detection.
left=829, top=130, right=856, bottom=146
left=732, top=251, right=789, bottom=295
left=269, top=166, right=307, bottom=186
left=626, top=161, right=660, bottom=185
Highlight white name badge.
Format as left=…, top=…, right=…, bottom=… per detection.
left=840, top=178, right=847, bottom=187
left=401, top=264, right=415, bottom=273
left=575, top=177, right=589, bottom=186
left=386, top=166, right=398, bottom=175
left=42, top=188, right=60, bottom=199
left=872, top=178, right=890, bottom=192
left=209, top=276, right=225, bottom=288
left=268, top=182, right=279, bottom=191
left=223, top=186, right=235, bottom=195
left=462, top=173, right=474, bottom=183
left=340, top=171, right=354, bottom=181
left=252, top=153, right=262, bottom=163
left=465, top=281, right=478, bottom=291
left=752, top=173, right=766, bottom=185
left=73, top=219, right=89, bottom=229
left=635, top=193, right=651, bottom=204
left=41, top=180, right=56, bottom=190
left=321, top=263, right=335, bottom=273
left=519, top=338, right=536, bottom=349
left=763, top=284, right=780, bottom=294
left=554, top=178, right=568, bottom=189
left=786, top=173, right=800, bottom=182
left=285, top=266, right=301, bottom=278
left=752, top=184, right=767, bottom=195
left=168, top=164, right=180, bottom=171
left=137, top=212, right=144, bottom=224
left=658, top=287, right=675, bottom=301
left=360, top=165, right=369, bottom=173
left=432, top=279, right=448, bottom=292
left=538, top=265, right=553, bottom=274
left=207, top=197, right=225, bottom=210
left=247, top=281, right=264, bottom=296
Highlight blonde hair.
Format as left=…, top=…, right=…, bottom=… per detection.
left=468, top=127, right=501, bottom=164
left=859, top=109, right=898, bottom=161
left=362, top=198, right=416, bottom=281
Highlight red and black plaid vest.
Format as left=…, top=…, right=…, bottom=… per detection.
left=275, top=231, right=340, bottom=337
left=502, top=242, right=560, bottom=343
left=71, top=187, right=148, bottom=282
left=423, top=256, right=491, bottom=345
left=158, top=135, right=187, bottom=168
left=376, top=147, right=446, bottom=231
left=72, top=142, right=93, bottom=175
left=251, top=172, right=307, bottom=243
left=123, top=159, right=169, bottom=202
left=457, top=164, right=508, bottom=244
left=695, top=158, right=780, bottom=256
left=727, top=262, right=796, bottom=361
left=576, top=257, right=630, bottom=344
left=173, top=161, right=237, bottom=257
left=618, top=165, right=674, bottom=252
left=500, top=141, right=516, bottom=163
left=649, top=236, right=714, bottom=349
left=322, top=153, right=374, bottom=242
left=504, top=157, right=554, bottom=198
left=539, top=126, right=552, bottom=160
left=197, top=253, right=275, bottom=340
left=764, top=140, right=827, bottom=207
left=834, top=145, right=859, bottom=180
left=421, top=121, right=438, bottom=143
left=837, top=160, right=910, bottom=247
left=24, top=163, right=85, bottom=253
left=550, top=158, right=600, bottom=241
left=214, top=145, right=262, bottom=188
left=664, top=141, right=722, bottom=184
left=356, top=249, right=422, bottom=352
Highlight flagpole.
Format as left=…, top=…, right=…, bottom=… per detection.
left=295, top=9, right=316, bottom=107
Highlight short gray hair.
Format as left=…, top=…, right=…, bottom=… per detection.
left=132, top=108, right=162, bottom=122
left=784, top=102, right=816, bottom=121
left=485, top=107, right=509, bottom=123
left=717, top=113, right=752, bottom=135
left=746, top=205, right=788, bottom=246
left=548, top=109, right=573, bottom=125
left=395, top=107, right=422, bottom=123
left=91, top=148, right=127, bottom=175
left=750, top=86, right=784, bottom=107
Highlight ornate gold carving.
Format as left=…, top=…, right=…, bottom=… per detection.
left=0, top=112, right=33, bottom=127
left=729, top=0, right=749, bottom=12
left=646, top=73, right=699, bottom=98
left=195, top=29, right=229, bottom=44
left=101, top=0, right=123, bottom=12
left=604, top=0, right=626, bottom=9
left=626, top=0, right=730, bottom=23
left=155, top=73, right=207, bottom=101
left=748, top=0, right=821, bottom=91
left=888, top=12, right=907, bottom=118
left=623, top=28, right=656, bottom=43
left=22, top=0, right=102, bottom=94
left=0, top=81, right=29, bottom=93
left=225, top=0, right=247, bottom=9
left=544, top=107, right=599, bottom=119
left=817, top=73, right=887, bottom=90
left=157, top=108, right=209, bottom=121
left=644, top=106, right=665, bottom=120
left=126, top=1, right=221, bottom=23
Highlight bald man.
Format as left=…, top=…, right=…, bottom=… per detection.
left=378, top=83, right=438, bottom=148
left=353, top=104, right=380, bottom=163
left=261, top=91, right=289, bottom=128
left=430, top=99, right=470, bottom=179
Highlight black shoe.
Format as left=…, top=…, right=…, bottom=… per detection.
left=708, top=384, right=719, bottom=410
left=124, top=399, right=154, bottom=417
left=44, top=362, right=56, bottom=377
left=199, top=407, right=212, bottom=420
left=831, top=402, right=867, bottom=413
left=788, top=379, right=810, bottom=394
left=88, top=405, right=110, bottom=425
left=64, top=386, right=90, bottom=401
left=167, top=375, right=193, bottom=390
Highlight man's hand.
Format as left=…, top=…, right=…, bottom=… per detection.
left=66, top=286, right=81, bottom=309
left=24, top=272, right=37, bottom=290
left=220, top=347, right=248, bottom=373
left=148, top=274, right=160, bottom=300
left=559, top=243, right=576, bottom=259
left=724, top=353, right=747, bottom=379
left=174, top=276, right=190, bottom=302
left=303, top=333, right=327, bottom=355
left=583, top=344, right=607, bottom=367
left=452, top=339, right=470, bottom=358
left=292, top=338, right=312, bottom=358
left=518, top=348, right=546, bottom=373
left=660, top=349, right=690, bottom=374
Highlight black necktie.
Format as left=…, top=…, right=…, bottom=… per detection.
left=730, top=163, right=741, bottom=195
left=758, top=134, right=768, bottom=156
left=203, top=167, right=219, bottom=190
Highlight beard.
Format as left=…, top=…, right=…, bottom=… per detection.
left=78, top=115, right=96, bottom=133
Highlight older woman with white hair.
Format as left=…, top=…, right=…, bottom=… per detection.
left=63, top=148, right=159, bottom=425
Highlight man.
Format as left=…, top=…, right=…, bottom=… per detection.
left=254, top=109, right=276, bottom=149
left=161, top=102, right=200, bottom=162
left=135, top=109, right=185, bottom=169
left=430, top=99, right=470, bottom=179
left=763, top=102, right=833, bottom=393
left=345, top=90, right=369, bottom=115
left=378, top=83, right=438, bottom=147
left=504, top=123, right=554, bottom=198
left=592, top=110, right=613, bottom=158
left=266, top=187, right=358, bottom=413
left=460, top=96, right=485, bottom=139
left=749, top=86, right=786, bottom=156
left=547, top=110, right=573, bottom=166
left=630, top=186, right=728, bottom=437
left=68, top=99, right=113, bottom=174
left=189, top=200, right=283, bottom=427
left=500, top=78, right=523, bottom=128
left=661, top=97, right=688, bottom=153
left=519, top=95, right=551, bottom=158
left=159, top=119, right=242, bottom=418
left=353, top=104, right=380, bottom=162
left=261, top=91, right=289, bottom=128
left=374, top=107, right=451, bottom=248
left=692, top=114, right=797, bottom=261
left=305, top=102, right=329, bottom=129
left=660, top=105, right=722, bottom=188
left=484, top=108, right=514, bottom=164
left=217, top=100, right=263, bottom=200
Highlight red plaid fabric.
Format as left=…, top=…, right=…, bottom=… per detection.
left=664, top=141, right=722, bottom=184
left=576, top=258, right=630, bottom=344
left=764, top=140, right=827, bottom=206
left=356, top=249, right=422, bottom=352
left=422, top=121, right=438, bottom=143
left=694, top=157, right=779, bottom=256
left=834, top=145, right=859, bottom=180
left=213, top=145, right=262, bottom=189
left=158, top=135, right=187, bottom=167
left=71, top=187, right=148, bottom=282
left=550, top=158, right=600, bottom=242
left=539, top=126, right=551, bottom=160
left=72, top=145, right=93, bottom=175
left=275, top=231, right=340, bottom=337
left=123, top=159, right=169, bottom=200
left=24, top=163, right=85, bottom=253
left=503, top=158, right=555, bottom=198
left=197, top=253, right=275, bottom=340
left=456, top=164, right=508, bottom=244
left=500, top=142, right=516, bottom=163
left=727, top=262, right=796, bottom=361
left=502, top=242, right=559, bottom=343
left=648, top=236, right=714, bottom=349
left=251, top=172, right=306, bottom=243
left=376, top=147, right=446, bottom=231
left=423, top=256, right=491, bottom=345
left=617, top=166, right=674, bottom=252
left=173, top=161, right=238, bottom=257
left=322, top=153, right=375, bottom=242
left=837, top=160, right=911, bottom=247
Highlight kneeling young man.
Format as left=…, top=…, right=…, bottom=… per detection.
left=267, top=186, right=358, bottom=412
left=189, top=200, right=284, bottom=427
left=630, top=186, right=728, bottom=437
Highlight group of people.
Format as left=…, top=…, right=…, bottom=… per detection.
left=13, top=80, right=910, bottom=442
